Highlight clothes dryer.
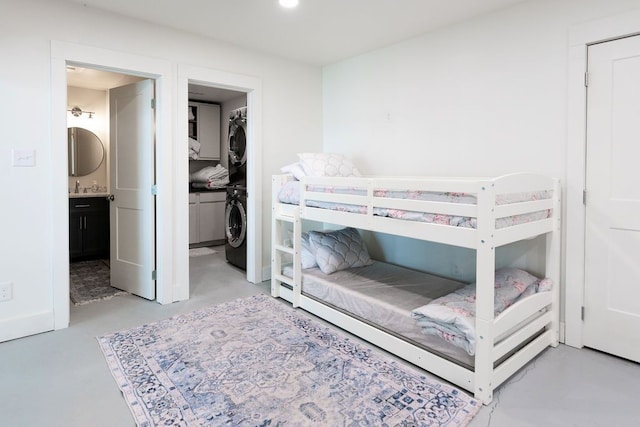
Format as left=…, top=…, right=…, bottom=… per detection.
left=225, top=184, right=247, bottom=270
left=228, top=106, right=247, bottom=185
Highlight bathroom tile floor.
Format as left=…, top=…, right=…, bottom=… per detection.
left=1, top=247, right=638, bottom=426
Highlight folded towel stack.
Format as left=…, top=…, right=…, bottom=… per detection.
left=189, top=137, right=201, bottom=160
left=190, top=165, right=229, bottom=189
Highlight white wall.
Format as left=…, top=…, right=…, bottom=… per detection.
left=0, top=0, right=322, bottom=341
left=322, top=0, right=640, bottom=298
left=325, top=0, right=640, bottom=176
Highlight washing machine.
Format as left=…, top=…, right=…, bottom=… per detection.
left=228, top=106, right=247, bottom=185
left=225, top=185, right=247, bottom=270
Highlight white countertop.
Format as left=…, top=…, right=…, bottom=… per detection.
left=69, top=192, right=110, bottom=199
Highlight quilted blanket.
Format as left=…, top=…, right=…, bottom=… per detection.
left=411, top=268, right=552, bottom=355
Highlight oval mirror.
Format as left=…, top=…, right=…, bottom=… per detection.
left=68, top=127, right=104, bottom=176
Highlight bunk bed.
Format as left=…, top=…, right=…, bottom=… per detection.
left=271, top=169, right=561, bottom=405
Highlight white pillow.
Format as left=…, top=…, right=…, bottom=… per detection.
left=308, top=227, right=372, bottom=275
left=297, top=153, right=362, bottom=178
left=280, top=162, right=307, bottom=181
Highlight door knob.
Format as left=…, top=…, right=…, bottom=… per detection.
left=108, top=194, right=115, bottom=201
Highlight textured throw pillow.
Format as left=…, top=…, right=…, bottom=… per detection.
left=300, top=232, right=317, bottom=269
left=308, top=227, right=372, bottom=274
left=285, top=231, right=317, bottom=269
left=297, top=153, right=362, bottom=178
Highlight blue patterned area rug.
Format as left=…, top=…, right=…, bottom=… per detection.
left=97, top=294, right=479, bottom=426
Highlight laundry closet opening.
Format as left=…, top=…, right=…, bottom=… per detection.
left=187, top=83, right=248, bottom=272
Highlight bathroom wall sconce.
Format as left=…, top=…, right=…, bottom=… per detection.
left=67, top=106, right=95, bottom=118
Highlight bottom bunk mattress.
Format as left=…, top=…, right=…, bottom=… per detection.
left=282, top=261, right=477, bottom=368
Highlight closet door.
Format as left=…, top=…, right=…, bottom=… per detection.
left=584, top=35, right=640, bottom=363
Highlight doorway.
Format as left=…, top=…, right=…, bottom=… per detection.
left=176, top=63, right=263, bottom=303
left=187, top=83, right=247, bottom=270
left=565, top=11, right=640, bottom=351
left=51, top=41, right=263, bottom=332
left=67, top=66, right=155, bottom=305
left=582, top=35, right=640, bottom=363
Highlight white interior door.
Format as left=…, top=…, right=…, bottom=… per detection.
left=109, top=79, right=156, bottom=300
left=584, top=36, right=640, bottom=363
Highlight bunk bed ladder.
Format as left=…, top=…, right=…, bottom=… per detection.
left=271, top=206, right=302, bottom=307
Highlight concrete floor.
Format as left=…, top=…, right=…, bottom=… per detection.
left=1, top=248, right=638, bottom=426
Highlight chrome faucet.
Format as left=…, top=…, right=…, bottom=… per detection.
left=75, top=180, right=80, bottom=193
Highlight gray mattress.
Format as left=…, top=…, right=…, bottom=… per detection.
left=283, top=261, right=476, bottom=368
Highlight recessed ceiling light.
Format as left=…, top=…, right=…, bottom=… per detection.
left=279, top=0, right=298, bottom=8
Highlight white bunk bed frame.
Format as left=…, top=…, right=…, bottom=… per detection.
left=271, top=173, right=561, bottom=404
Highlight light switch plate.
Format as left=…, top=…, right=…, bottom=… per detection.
left=12, top=149, right=36, bottom=167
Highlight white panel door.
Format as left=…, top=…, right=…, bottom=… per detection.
left=109, top=79, right=156, bottom=300
left=584, top=36, right=640, bottom=362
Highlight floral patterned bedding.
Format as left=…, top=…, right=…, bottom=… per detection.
left=277, top=181, right=551, bottom=229
left=410, top=268, right=552, bottom=355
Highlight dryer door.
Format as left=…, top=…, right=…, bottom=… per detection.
left=225, top=198, right=247, bottom=248
left=228, top=108, right=247, bottom=166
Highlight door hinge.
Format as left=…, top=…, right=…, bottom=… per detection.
left=151, top=98, right=156, bottom=109
left=581, top=306, right=585, bottom=321
left=152, top=270, right=157, bottom=281
left=584, top=72, right=589, bottom=87
left=583, top=190, right=587, bottom=205
left=151, top=184, right=158, bottom=196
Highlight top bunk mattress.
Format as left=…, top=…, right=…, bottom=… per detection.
left=282, top=260, right=476, bottom=368
left=277, top=180, right=552, bottom=229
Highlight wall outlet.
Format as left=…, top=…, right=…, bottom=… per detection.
left=0, top=282, right=12, bottom=302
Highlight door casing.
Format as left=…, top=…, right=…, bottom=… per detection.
left=175, top=65, right=262, bottom=301
left=566, top=11, right=640, bottom=348
left=582, top=36, right=640, bottom=362
left=51, top=41, right=263, bottom=331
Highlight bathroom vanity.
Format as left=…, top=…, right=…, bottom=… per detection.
left=69, top=196, right=110, bottom=261
left=67, top=125, right=110, bottom=261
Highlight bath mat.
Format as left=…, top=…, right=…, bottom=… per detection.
left=97, top=294, right=479, bottom=426
left=69, top=260, right=127, bottom=306
left=188, top=247, right=218, bottom=257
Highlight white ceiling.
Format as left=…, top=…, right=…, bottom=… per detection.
left=66, top=66, right=144, bottom=90
left=65, top=0, right=528, bottom=65
left=67, top=66, right=246, bottom=103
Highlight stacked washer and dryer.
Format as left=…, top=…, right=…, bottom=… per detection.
left=225, top=107, right=248, bottom=270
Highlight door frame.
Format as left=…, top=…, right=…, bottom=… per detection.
left=51, top=41, right=174, bottom=329
left=175, top=64, right=262, bottom=300
left=566, top=10, right=640, bottom=348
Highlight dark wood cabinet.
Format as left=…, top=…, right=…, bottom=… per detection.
left=69, top=197, right=110, bottom=261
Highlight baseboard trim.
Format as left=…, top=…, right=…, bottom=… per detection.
left=0, top=311, right=54, bottom=343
